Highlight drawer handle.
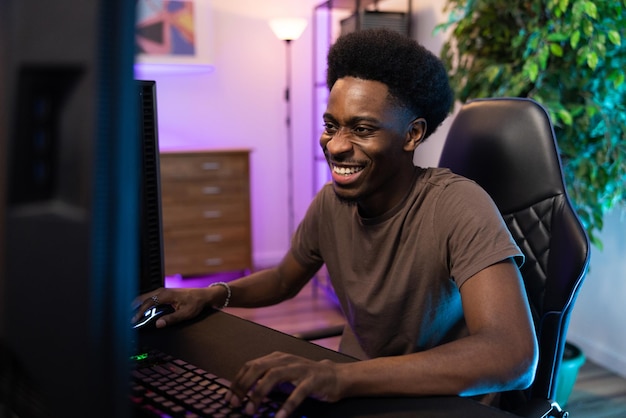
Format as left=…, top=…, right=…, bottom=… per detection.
left=204, top=234, right=222, bottom=243
left=202, top=162, right=220, bottom=170
left=205, top=258, right=223, bottom=266
left=203, top=210, right=222, bottom=219
left=202, top=186, right=222, bottom=195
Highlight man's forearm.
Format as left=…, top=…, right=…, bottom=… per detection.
left=224, top=268, right=295, bottom=308
left=334, top=333, right=535, bottom=400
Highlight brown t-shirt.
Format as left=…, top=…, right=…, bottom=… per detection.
left=291, top=167, right=523, bottom=360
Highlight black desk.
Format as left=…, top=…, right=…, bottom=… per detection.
left=138, top=309, right=519, bottom=418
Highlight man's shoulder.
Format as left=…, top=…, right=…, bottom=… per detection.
left=315, top=182, right=338, bottom=203
left=414, top=167, right=493, bottom=211
left=419, top=167, right=478, bottom=190
left=311, top=182, right=350, bottom=213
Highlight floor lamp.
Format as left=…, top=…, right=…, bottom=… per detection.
left=269, top=17, right=308, bottom=244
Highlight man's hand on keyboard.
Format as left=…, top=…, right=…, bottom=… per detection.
left=225, top=351, right=344, bottom=418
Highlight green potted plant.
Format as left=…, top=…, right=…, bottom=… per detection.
left=436, top=0, right=626, bottom=248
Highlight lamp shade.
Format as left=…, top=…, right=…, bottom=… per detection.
left=269, top=18, right=308, bottom=41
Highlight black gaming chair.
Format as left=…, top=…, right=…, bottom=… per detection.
left=438, top=97, right=590, bottom=417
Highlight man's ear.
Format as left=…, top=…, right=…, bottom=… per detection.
left=404, top=118, right=427, bottom=152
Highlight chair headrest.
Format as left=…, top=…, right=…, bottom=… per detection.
left=439, top=98, right=566, bottom=214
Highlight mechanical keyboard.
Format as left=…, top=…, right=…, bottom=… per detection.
left=130, top=348, right=283, bottom=417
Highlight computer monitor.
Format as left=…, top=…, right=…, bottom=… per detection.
left=136, top=79, right=165, bottom=295
left=0, top=1, right=153, bottom=417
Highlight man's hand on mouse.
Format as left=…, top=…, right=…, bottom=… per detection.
left=131, top=287, right=213, bottom=328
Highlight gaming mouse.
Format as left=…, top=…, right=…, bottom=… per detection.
left=133, top=304, right=175, bottom=330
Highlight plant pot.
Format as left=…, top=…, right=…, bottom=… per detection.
left=555, top=342, right=586, bottom=407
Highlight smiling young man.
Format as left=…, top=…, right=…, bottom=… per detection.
left=134, top=29, right=538, bottom=418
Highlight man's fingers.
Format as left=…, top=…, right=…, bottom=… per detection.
left=131, top=292, right=163, bottom=322
left=242, top=359, right=312, bottom=415
left=227, top=352, right=339, bottom=416
left=276, top=381, right=311, bottom=418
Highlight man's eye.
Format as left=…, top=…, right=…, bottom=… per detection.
left=323, top=123, right=338, bottom=134
left=353, top=126, right=373, bottom=135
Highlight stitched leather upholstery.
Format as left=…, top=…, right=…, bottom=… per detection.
left=439, top=97, right=590, bottom=415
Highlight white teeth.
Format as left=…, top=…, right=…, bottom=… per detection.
left=333, top=165, right=363, bottom=176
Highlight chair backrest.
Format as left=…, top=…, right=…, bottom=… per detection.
left=438, top=97, right=590, bottom=405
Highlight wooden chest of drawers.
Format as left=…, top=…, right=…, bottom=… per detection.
left=159, top=150, right=252, bottom=277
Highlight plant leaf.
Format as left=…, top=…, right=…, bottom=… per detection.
left=547, top=33, right=569, bottom=42
left=583, top=1, right=598, bottom=19
left=524, top=61, right=539, bottom=82
left=550, top=43, right=564, bottom=57
left=608, top=30, right=621, bottom=46
left=558, top=108, right=574, bottom=126
left=587, top=51, right=599, bottom=69
left=613, top=72, right=625, bottom=89
left=570, top=30, right=581, bottom=48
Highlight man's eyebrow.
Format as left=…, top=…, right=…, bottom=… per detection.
left=322, top=113, right=381, bottom=125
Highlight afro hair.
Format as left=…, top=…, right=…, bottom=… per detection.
left=326, top=29, right=453, bottom=139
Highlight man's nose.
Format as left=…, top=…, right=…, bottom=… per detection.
left=325, top=129, right=353, bottom=155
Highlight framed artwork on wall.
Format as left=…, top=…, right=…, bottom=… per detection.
left=135, top=0, right=213, bottom=68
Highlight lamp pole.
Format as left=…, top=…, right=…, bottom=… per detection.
left=284, top=38, right=295, bottom=242
left=269, top=18, right=307, bottom=245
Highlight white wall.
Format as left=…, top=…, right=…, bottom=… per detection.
left=568, top=210, right=626, bottom=378
left=139, top=0, right=626, bottom=377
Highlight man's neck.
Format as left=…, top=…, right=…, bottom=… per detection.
left=356, top=166, right=419, bottom=219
